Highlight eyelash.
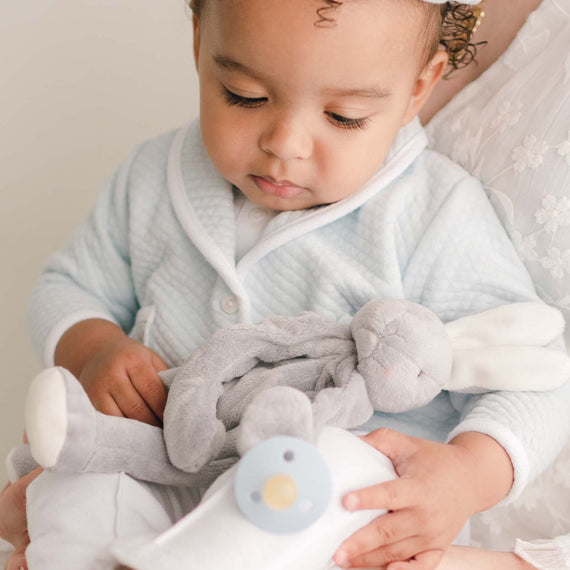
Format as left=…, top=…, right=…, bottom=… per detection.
left=222, top=87, right=369, bottom=131
left=325, top=112, right=370, bottom=131
left=223, top=87, right=266, bottom=108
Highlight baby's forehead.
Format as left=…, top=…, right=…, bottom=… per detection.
left=198, top=0, right=440, bottom=49
left=197, top=0, right=435, bottom=20
left=202, top=0, right=433, bottom=68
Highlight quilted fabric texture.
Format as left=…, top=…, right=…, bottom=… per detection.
left=28, top=116, right=569, bottom=501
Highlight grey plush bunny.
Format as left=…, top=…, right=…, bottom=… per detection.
left=13, top=299, right=569, bottom=492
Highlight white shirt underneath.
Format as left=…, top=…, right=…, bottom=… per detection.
left=233, top=190, right=277, bottom=261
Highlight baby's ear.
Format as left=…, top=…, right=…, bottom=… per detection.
left=237, top=387, right=314, bottom=456
left=192, top=14, right=201, bottom=71
left=403, top=50, right=448, bottom=125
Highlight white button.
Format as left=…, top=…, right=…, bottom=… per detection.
left=221, top=295, right=239, bottom=314
left=249, top=207, right=270, bottom=222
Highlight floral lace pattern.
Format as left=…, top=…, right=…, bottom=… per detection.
left=427, top=0, right=570, bottom=559
left=439, top=108, right=570, bottom=291
left=429, top=1, right=570, bottom=319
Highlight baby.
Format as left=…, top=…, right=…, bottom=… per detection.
left=21, top=0, right=564, bottom=569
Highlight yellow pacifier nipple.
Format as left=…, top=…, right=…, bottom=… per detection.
left=262, top=474, right=297, bottom=511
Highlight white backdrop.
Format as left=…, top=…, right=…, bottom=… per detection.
left=0, top=0, right=199, bottom=485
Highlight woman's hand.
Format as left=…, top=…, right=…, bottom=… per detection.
left=333, top=429, right=513, bottom=569
left=0, top=468, right=42, bottom=570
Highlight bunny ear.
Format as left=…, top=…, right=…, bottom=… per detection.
left=445, top=346, right=570, bottom=393
left=445, top=303, right=566, bottom=351
left=443, top=303, right=570, bottom=393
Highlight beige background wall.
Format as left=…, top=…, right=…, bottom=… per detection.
left=0, top=0, right=200, bottom=485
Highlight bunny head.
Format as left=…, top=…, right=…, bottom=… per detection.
left=352, top=300, right=453, bottom=413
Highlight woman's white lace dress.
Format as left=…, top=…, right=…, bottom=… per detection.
left=427, top=0, right=570, bottom=567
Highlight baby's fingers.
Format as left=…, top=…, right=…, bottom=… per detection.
left=334, top=511, right=423, bottom=568
left=96, top=394, right=126, bottom=418
left=342, top=477, right=419, bottom=513
left=112, top=381, right=162, bottom=426
left=128, top=361, right=167, bottom=422
left=336, top=536, right=432, bottom=569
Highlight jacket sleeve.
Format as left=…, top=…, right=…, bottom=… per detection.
left=402, top=171, right=570, bottom=502
left=27, top=151, right=140, bottom=368
left=448, top=380, right=570, bottom=504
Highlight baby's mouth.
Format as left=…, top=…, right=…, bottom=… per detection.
left=252, top=175, right=308, bottom=199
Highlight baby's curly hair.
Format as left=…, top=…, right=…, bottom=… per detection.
left=188, top=1, right=483, bottom=72
left=437, top=3, right=484, bottom=70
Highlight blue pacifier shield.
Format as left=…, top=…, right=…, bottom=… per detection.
left=234, top=436, right=332, bottom=534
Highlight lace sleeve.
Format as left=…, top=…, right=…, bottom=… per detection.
left=514, top=535, right=570, bottom=570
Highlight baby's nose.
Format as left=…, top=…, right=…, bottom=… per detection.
left=259, top=116, right=313, bottom=161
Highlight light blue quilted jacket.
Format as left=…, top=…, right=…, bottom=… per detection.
left=28, top=118, right=570, bottom=502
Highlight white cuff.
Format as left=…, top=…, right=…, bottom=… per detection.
left=446, top=419, right=529, bottom=505
left=42, top=311, right=119, bottom=368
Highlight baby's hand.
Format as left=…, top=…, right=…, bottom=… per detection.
left=78, top=336, right=168, bottom=426
left=333, top=429, right=479, bottom=570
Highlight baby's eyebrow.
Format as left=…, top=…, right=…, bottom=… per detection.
left=323, top=86, right=391, bottom=99
left=213, top=55, right=267, bottom=81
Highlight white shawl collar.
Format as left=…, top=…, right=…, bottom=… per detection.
left=167, top=118, right=428, bottom=322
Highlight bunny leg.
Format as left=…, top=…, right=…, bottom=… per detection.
left=25, top=367, right=91, bottom=469
left=237, top=386, right=315, bottom=456
left=24, top=367, right=210, bottom=486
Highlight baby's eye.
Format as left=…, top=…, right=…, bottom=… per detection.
left=326, top=112, right=369, bottom=131
left=223, top=87, right=267, bottom=108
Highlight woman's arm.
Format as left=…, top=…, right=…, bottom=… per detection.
left=0, top=468, right=42, bottom=570
left=438, top=546, right=535, bottom=570
left=419, top=0, right=543, bottom=124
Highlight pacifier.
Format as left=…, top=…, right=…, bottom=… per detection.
left=234, top=436, right=332, bottom=534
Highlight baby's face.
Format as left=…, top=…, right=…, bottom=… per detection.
left=194, top=0, right=443, bottom=211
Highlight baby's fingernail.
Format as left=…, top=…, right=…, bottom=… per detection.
left=334, top=549, right=351, bottom=567
left=343, top=493, right=359, bottom=510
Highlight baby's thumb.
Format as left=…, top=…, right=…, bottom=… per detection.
left=150, top=351, right=169, bottom=373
